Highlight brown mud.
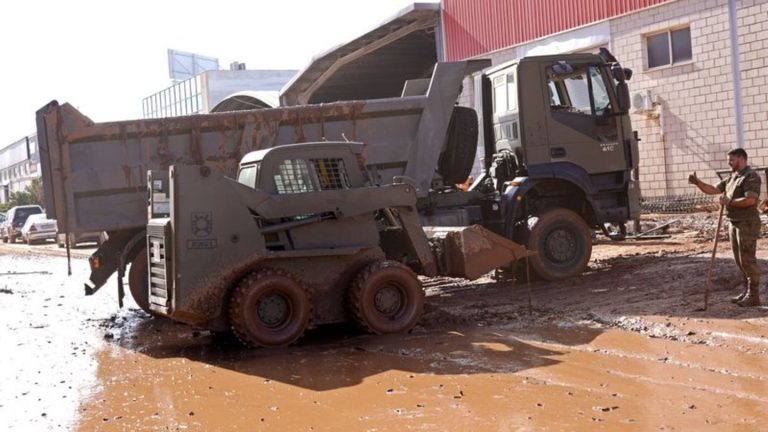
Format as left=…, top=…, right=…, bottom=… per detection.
left=1, top=213, right=767, bottom=431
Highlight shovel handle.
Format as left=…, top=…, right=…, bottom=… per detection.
left=703, top=203, right=725, bottom=309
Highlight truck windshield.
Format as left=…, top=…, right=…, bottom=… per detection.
left=237, top=163, right=260, bottom=188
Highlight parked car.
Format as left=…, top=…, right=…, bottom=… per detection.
left=1, top=205, right=44, bottom=243
left=57, top=230, right=106, bottom=248
left=21, top=213, right=58, bottom=244
left=0, top=212, right=6, bottom=225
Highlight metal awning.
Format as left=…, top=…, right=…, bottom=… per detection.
left=280, top=3, right=439, bottom=106
left=209, top=91, right=279, bottom=112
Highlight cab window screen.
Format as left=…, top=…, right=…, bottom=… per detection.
left=310, top=158, right=350, bottom=190
left=274, top=159, right=315, bottom=194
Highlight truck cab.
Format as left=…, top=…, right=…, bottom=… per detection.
left=477, top=49, right=641, bottom=279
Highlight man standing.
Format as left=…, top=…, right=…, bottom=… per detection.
left=689, top=148, right=762, bottom=307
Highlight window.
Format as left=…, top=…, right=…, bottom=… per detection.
left=492, top=72, right=518, bottom=115
left=237, top=163, right=260, bottom=188
left=310, top=158, right=350, bottom=190
left=548, top=65, right=611, bottom=117
left=274, top=159, right=315, bottom=194
left=492, top=76, right=506, bottom=114
left=647, top=27, right=692, bottom=69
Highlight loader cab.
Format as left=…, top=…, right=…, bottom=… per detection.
left=237, top=142, right=367, bottom=194
left=483, top=51, right=636, bottom=184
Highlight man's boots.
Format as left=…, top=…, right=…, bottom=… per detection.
left=731, top=281, right=749, bottom=303
left=737, top=285, right=761, bottom=307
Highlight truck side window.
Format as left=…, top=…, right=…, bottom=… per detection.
left=310, top=158, right=351, bottom=190
left=548, top=81, right=562, bottom=106
left=589, top=66, right=611, bottom=117
left=548, top=65, right=610, bottom=117
left=274, top=159, right=315, bottom=194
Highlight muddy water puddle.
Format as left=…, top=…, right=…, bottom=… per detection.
left=3, top=247, right=768, bottom=431
left=76, top=318, right=768, bottom=431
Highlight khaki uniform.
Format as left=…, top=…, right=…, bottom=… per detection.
left=716, top=166, right=762, bottom=289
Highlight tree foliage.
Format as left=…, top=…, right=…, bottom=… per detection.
left=0, top=179, right=44, bottom=213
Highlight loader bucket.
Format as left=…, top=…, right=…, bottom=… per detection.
left=424, top=225, right=535, bottom=280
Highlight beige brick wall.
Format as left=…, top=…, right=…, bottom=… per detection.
left=611, top=0, right=768, bottom=197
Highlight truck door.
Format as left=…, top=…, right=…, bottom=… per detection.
left=543, top=63, right=626, bottom=175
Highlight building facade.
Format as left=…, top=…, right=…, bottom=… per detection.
left=442, top=0, right=768, bottom=197
left=142, top=69, right=298, bottom=118
left=0, top=135, right=39, bottom=204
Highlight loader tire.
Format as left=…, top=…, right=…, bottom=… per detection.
left=526, top=208, right=591, bottom=281
left=437, top=106, right=478, bottom=185
left=228, top=268, right=312, bottom=348
left=348, top=261, right=424, bottom=334
left=128, top=247, right=152, bottom=314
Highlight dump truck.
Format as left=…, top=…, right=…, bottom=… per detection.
left=37, top=50, right=640, bottom=324
left=145, top=142, right=530, bottom=346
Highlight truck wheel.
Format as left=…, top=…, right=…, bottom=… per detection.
left=229, top=269, right=312, bottom=348
left=526, top=208, right=592, bottom=281
left=348, top=261, right=424, bottom=334
left=128, top=248, right=152, bottom=314
left=437, top=106, right=478, bottom=184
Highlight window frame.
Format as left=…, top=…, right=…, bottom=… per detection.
left=645, top=26, right=693, bottom=70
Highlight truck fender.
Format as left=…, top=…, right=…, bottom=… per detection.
left=500, top=177, right=534, bottom=237
left=527, top=162, right=598, bottom=196
left=501, top=174, right=597, bottom=231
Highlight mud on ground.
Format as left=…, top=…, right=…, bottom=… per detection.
left=0, top=213, right=766, bottom=431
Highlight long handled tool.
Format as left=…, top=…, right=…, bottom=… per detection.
left=702, top=203, right=725, bottom=310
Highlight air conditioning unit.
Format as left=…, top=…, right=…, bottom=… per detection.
left=631, top=89, right=653, bottom=112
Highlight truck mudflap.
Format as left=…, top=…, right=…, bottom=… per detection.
left=84, top=228, right=145, bottom=296
left=424, top=225, right=535, bottom=280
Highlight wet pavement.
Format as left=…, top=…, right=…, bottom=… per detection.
left=1, top=230, right=768, bottom=431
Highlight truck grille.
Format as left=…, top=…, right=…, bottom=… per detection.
left=147, top=219, right=172, bottom=314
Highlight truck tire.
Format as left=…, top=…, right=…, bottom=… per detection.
left=437, top=106, right=478, bottom=185
left=228, top=268, right=312, bottom=348
left=128, top=248, right=152, bottom=314
left=348, top=261, right=424, bottom=334
left=526, top=208, right=592, bottom=281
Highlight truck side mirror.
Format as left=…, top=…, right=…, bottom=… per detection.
left=616, top=82, right=631, bottom=113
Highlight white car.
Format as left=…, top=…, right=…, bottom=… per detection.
left=21, top=213, right=58, bottom=244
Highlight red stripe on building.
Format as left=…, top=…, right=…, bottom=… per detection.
left=442, top=0, right=673, bottom=60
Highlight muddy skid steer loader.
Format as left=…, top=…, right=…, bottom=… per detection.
left=146, top=142, right=532, bottom=347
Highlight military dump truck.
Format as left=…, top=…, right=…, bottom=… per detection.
left=37, top=50, right=639, bottom=336
left=145, top=142, right=529, bottom=346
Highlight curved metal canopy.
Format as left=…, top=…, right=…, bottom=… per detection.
left=209, top=91, right=279, bottom=112
left=280, top=3, right=440, bottom=106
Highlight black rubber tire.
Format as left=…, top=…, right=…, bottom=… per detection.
left=128, top=247, right=152, bottom=314
left=526, top=208, right=592, bottom=281
left=348, top=261, right=424, bottom=334
left=437, top=106, right=479, bottom=184
left=228, top=268, right=312, bottom=348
